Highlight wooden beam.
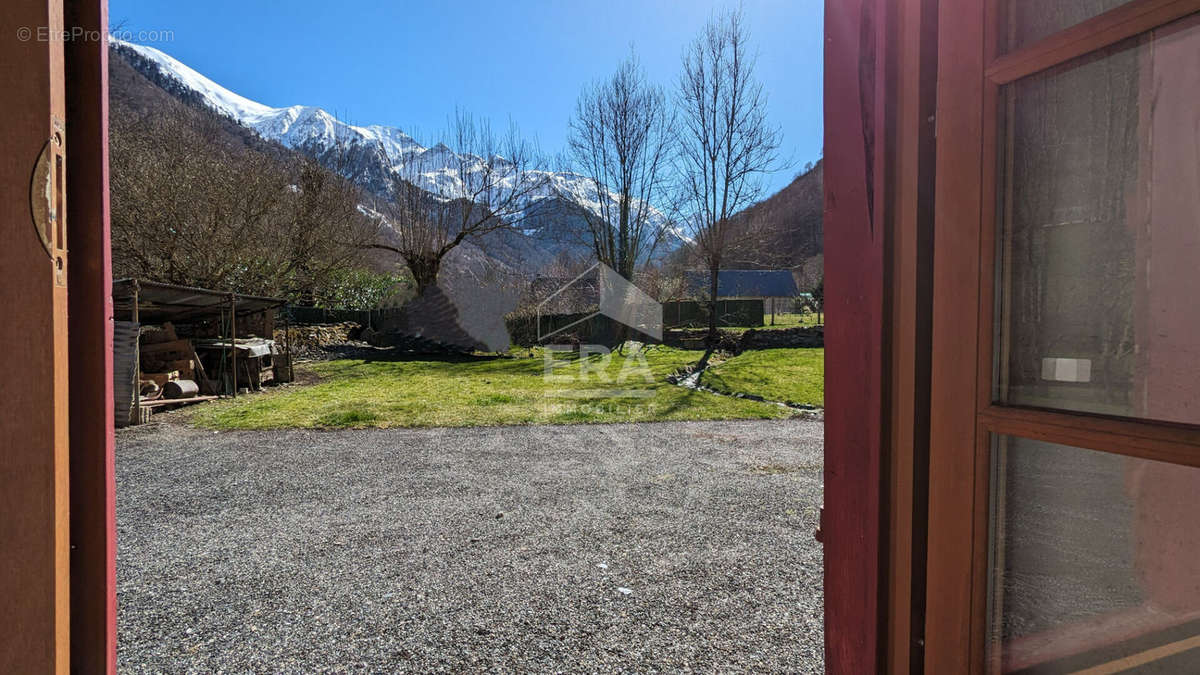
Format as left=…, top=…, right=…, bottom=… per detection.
left=230, top=294, right=237, bottom=397
left=138, top=338, right=194, bottom=355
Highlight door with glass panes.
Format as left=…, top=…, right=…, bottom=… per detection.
left=924, top=0, right=1200, bottom=672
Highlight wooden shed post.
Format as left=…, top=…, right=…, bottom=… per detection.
left=229, top=293, right=237, bottom=397
left=283, top=308, right=292, bottom=383
left=131, top=280, right=139, bottom=420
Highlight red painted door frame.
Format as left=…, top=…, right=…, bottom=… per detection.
left=823, top=0, right=890, bottom=671
left=65, top=0, right=118, bottom=671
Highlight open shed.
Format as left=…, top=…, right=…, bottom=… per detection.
left=111, top=279, right=292, bottom=425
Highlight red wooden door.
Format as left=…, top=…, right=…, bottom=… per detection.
left=0, top=1, right=72, bottom=670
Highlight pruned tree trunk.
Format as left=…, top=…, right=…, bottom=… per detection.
left=407, top=253, right=442, bottom=296
left=696, top=263, right=722, bottom=371
left=371, top=112, right=549, bottom=301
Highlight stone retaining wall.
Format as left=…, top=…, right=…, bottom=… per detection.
left=664, top=326, right=824, bottom=351
left=739, top=326, right=824, bottom=349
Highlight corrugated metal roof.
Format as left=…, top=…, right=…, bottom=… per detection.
left=684, top=270, right=799, bottom=299
left=112, top=279, right=286, bottom=324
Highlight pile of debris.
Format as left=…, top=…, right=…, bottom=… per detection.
left=276, top=323, right=478, bottom=361
left=662, top=329, right=744, bottom=353
left=277, top=322, right=364, bottom=360
left=130, top=323, right=283, bottom=415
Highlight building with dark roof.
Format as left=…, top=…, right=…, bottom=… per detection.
left=683, top=269, right=799, bottom=300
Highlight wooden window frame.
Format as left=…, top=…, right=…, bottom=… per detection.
left=925, top=0, right=1200, bottom=672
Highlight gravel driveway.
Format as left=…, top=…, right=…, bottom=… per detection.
left=117, top=419, right=824, bottom=672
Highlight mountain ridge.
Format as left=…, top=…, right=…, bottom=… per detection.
left=110, top=39, right=821, bottom=285
left=112, top=39, right=646, bottom=237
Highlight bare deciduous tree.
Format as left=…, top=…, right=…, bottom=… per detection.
left=677, top=8, right=781, bottom=363
left=568, top=52, right=676, bottom=281
left=372, top=111, right=549, bottom=294
left=110, top=100, right=383, bottom=301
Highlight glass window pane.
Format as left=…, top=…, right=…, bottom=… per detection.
left=988, top=435, right=1200, bottom=673
left=994, top=15, right=1200, bottom=426
left=1002, top=0, right=1134, bottom=52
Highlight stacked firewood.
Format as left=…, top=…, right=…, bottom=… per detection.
left=138, top=323, right=210, bottom=398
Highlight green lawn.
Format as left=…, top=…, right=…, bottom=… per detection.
left=192, top=346, right=806, bottom=430
left=700, top=348, right=824, bottom=407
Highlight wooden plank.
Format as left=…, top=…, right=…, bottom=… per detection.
left=985, top=0, right=1200, bottom=84
left=189, top=345, right=212, bottom=395
left=140, top=371, right=179, bottom=387
left=138, top=338, right=193, bottom=355
left=139, top=395, right=218, bottom=409
left=823, top=0, right=890, bottom=670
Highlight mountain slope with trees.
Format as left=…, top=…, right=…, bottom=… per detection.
left=109, top=47, right=402, bottom=306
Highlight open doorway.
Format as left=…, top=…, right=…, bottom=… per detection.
left=91, top=1, right=828, bottom=671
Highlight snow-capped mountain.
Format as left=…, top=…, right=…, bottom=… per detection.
left=111, top=39, right=667, bottom=248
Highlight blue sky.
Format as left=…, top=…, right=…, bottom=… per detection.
left=110, top=0, right=823, bottom=195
